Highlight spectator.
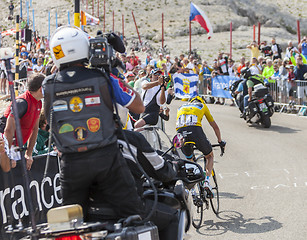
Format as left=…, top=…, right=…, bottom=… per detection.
left=169, top=56, right=181, bottom=74
left=249, top=57, right=262, bottom=75
left=260, top=40, right=272, bottom=58
left=262, top=59, right=274, bottom=81
left=246, top=41, right=260, bottom=60
left=181, top=58, right=194, bottom=74
left=129, top=51, right=139, bottom=67
left=237, top=57, right=246, bottom=76
left=33, top=58, right=45, bottom=73
left=228, top=59, right=236, bottom=77
left=157, top=53, right=167, bottom=69
left=279, top=60, right=290, bottom=103
left=125, top=72, right=136, bottom=88
left=4, top=73, right=44, bottom=170
left=271, top=38, right=282, bottom=60
left=19, top=53, right=32, bottom=79
left=287, top=65, right=296, bottom=104
left=217, top=52, right=230, bottom=75
left=258, top=56, right=265, bottom=68
left=8, top=1, right=14, bottom=17
left=134, top=69, right=167, bottom=128
left=199, top=61, right=212, bottom=95
left=165, top=55, right=173, bottom=73
left=134, top=69, right=147, bottom=95
left=33, top=111, right=52, bottom=156
left=298, top=36, right=307, bottom=60
left=294, top=55, right=307, bottom=104
left=285, top=40, right=299, bottom=61
left=137, top=58, right=146, bottom=69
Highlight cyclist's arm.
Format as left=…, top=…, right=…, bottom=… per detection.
left=209, top=121, right=222, bottom=143
left=202, top=104, right=222, bottom=142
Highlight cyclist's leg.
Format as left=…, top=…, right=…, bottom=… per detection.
left=193, top=127, right=213, bottom=179
left=181, top=143, right=195, bottom=161
left=204, top=151, right=214, bottom=178
left=177, top=128, right=195, bottom=161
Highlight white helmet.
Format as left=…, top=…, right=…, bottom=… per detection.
left=50, top=26, right=89, bottom=68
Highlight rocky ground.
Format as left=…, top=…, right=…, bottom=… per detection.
left=1, top=0, right=306, bottom=61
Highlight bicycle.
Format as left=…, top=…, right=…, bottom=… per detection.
left=182, top=141, right=225, bottom=229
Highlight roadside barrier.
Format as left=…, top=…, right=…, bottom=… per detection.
left=196, top=76, right=307, bottom=116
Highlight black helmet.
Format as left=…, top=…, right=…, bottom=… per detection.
left=241, top=67, right=251, bottom=79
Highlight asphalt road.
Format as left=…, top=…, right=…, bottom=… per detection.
left=163, top=99, right=307, bottom=240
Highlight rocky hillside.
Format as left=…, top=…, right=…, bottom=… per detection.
left=0, top=0, right=306, bottom=62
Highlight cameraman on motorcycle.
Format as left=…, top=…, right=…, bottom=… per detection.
left=240, top=67, right=266, bottom=118
left=115, top=105, right=186, bottom=240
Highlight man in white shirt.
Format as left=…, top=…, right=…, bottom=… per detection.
left=134, top=69, right=167, bottom=128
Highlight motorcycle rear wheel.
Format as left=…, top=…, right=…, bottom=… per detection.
left=261, top=115, right=271, bottom=128
left=191, top=183, right=204, bottom=229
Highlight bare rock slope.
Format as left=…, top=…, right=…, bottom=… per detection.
left=0, top=0, right=306, bottom=62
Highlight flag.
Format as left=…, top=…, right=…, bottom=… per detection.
left=173, top=73, right=198, bottom=99
left=1, top=29, right=17, bottom=37
left=81, top=10, right=100, bottom=26
left=190, top=2, right=213, bottom=39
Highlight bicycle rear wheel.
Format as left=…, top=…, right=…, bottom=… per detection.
left=209, top=169, right=220, bottom=215
left=191, top=183, right=204, bottom=229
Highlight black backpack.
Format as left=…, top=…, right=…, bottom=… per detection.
left=0, top=116, right=7, bottom=133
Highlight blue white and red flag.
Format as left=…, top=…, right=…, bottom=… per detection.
left=190, top=2, right=213, bottom=39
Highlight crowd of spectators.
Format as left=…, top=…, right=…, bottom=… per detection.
left=0, top=31, right=307, bottom=157
left=1, top=33, right=307, bottom=106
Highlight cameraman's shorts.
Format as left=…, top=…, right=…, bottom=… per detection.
left=177, top=126, right=212, bottom=158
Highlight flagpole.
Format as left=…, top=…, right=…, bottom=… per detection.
left=258, top=22, right=261, bottom=46
left=189, top=19, right=191, bottom=54
left=189, top=1, right=192, bottom=54
left=122, top=14, right=124, bottom=38
left=48, top=11, right=50, bottom=40
left=74, top=0, right=80, bottom=27
left=103, top=0, right=105, bottom=32
left=132, top=11, right=142, bottom=45
left=162, top=13, right=164, bottom=50
left=230, top=22, right=232, bottom=59
left=113, top=10, right=114, bottom=32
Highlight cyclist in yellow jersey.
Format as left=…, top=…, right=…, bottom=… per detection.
left=176, top=96, right=225, bottom=196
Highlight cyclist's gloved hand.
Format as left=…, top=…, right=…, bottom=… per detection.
left=218, top=140, right=226, bottom=155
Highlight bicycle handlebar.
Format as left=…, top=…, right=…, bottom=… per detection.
left=211, top=143, right=225, bottom=157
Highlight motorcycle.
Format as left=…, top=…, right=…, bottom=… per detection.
left=230, top=81, right=274, bottom=128
left=244, top=84, right=274, bottom=128
left=8, top=127, right=204, bottom=240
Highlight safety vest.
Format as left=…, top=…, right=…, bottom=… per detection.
left=248, top=74, right=265, bottom=89
left=4, top=90, right=42, bottom=145
left=43, top=67, right=116, bottom=153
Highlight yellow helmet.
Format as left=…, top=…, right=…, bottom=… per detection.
left=189, top=96, right=205, bottom=105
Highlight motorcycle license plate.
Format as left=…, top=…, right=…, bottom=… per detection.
left=259, top=102, right=268, bottom=112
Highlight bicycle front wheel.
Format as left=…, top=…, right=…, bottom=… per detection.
left=191, top=183, right=204, bottom=229
left=210, top=169, right=220, bottom=215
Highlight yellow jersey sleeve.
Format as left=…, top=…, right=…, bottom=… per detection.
left=176, top=102, right=214, bottom=130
